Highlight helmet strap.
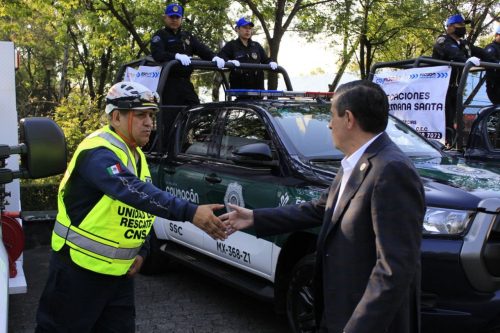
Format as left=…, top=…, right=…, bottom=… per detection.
left=113, top=110, right=138, bottom=150
left=127, top=112, right=138, bottom=149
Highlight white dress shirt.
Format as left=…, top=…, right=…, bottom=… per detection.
left=334, top=133, right=383, bottom=212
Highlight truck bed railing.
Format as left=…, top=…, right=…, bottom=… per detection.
left=115, top=57, right=294, bottom=104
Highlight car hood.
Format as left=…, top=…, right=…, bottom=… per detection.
left=413, top=157, right=500, bottom=203
left=309, top=156, right=500, bottom=210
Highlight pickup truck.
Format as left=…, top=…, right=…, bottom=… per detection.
left=117, top=58, right=500, bottom=333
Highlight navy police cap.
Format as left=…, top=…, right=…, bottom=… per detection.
left=446, top=14, right=471, bottom=26
left=236, top=17, right=254, bottom=28
left=165, top=3, right=183, bottom=17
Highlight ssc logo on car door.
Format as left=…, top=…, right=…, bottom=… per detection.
left=224, top=182, right=245, bottom=212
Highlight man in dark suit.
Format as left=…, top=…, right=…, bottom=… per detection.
left=221, top=80, right=426, bottom=333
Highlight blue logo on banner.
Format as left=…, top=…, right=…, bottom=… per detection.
left=136, top=71, right=160, bottom=78
left=409, top=72, right=448, bottom=80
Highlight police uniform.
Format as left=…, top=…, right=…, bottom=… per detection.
left=35, top=126, right=197, bottom=332
left=218, top=38, right=272, bottom=90
left=151, top=27, right=216, bottom=105
left=484, top=40, right=500, bottom=104
left=432, top=34, right=485, bottom=137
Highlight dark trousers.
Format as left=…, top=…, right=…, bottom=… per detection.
left=35, top=251, right=135, bottom=333
left=161, top=76, right=200, bottom=106
left=445, top=85, right=458, bottom=144
left=486, top=79, right=500, bottom=105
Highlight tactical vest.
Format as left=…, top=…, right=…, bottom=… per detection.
left=52, top=126, right=155, bottom=276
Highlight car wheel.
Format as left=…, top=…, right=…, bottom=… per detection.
left=140, top=231, right=170, bottom=275
left=287, top=254, right=317, bottom=333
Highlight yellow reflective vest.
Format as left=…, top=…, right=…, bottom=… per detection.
left=52, top=126, right=154, bottom=276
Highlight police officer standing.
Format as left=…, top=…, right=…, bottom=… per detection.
left=432, top=14, right=486, bottom=145
left=484, top=26, right=500, bottom=104
left=151, top=3, right=225, bottom=105
left=218, top=17, right=278, bottom=91
left=35, top=82, right=227, bottom=333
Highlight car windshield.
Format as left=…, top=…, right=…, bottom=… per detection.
left=270, top=104, right=442, bottom=160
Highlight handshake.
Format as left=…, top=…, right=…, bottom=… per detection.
left=192, top=203, right=254, bottom=240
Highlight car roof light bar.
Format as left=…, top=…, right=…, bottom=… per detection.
left=226, top=89, right=334, bottom=99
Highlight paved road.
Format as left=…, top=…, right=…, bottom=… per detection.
left=8, top=245, right=288, bottom=333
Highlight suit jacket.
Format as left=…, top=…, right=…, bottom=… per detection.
left=254, top=133, right=425, bottom=333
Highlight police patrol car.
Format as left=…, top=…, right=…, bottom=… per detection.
left=116, top=58, right=500, bottom=333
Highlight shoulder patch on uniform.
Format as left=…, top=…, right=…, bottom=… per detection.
left=152, top=35, right=161, bottom=43
left=436, top=36, right=446, bottom=44
left=106, top=163, right=124, bottom=175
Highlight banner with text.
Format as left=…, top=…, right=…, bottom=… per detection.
left=373, top=66, right=451, bottom=143
left=124, top=66, right=161, bottom=92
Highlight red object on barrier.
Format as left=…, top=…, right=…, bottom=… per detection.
left=1, top=213, right=24, bottom=278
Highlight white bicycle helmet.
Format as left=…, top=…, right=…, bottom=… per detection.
left=105, top=81, right=159, bottom=114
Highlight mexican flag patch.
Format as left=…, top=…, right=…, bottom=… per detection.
left=106, top=163, right=123, bottom=175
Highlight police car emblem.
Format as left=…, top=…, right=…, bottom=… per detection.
left=224, top=182, right=245, bottom=212
left=279, top=192, right=289, bottom=206
left=251, top=52, right=258, bottom=60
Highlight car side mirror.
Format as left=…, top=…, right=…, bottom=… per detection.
left=19, top=117, right=67, bottom=178
left=230, top=143, right=278, bottom=167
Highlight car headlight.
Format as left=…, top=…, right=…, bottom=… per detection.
left=423, top=207, right=473, bottom=235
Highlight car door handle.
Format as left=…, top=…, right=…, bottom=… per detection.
left=205, top=174, right=222, bottom=184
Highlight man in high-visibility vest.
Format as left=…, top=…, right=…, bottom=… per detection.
left=35, top=81, right=227, bottom=333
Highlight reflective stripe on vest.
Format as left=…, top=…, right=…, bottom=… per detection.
left=53, top=220, right=141, bottom=260
left=96, top=131, right=135, bottom=174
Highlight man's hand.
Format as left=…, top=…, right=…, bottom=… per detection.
left=228, top=59, right=241, bottom=67
left=212, top=56, right=225, bottom=69
left=175, top=53, right=191, bottom=66
left=466, top=56, right=481, bottom=66
left=269, top=61, right=278, bottom=70
left=193, top=204, right=227, bottom=240
left=219, top=203, right=254, bottom=236
left=126, top=255, right=144, bottom=277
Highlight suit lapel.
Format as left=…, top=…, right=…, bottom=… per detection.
left=325, top=133, right=392, bottom=237
left=326, top=157, right=371, bottom=235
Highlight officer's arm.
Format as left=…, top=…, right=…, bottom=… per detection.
left=217, top=42, right=232, bottom=61
left=151, top=33, right=176, bottom=63
left=78, top=147, right=197, bottom=223
left=470, top=44, right=488, bottom=61
left=190, top=34, right=216, bottom=61
left=257, top=43, right=271, bottom=64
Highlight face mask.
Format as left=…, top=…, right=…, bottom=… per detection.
left=454, top=27, right=466, bottom=38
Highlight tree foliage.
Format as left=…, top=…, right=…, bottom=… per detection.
left=1, top=0, right=498, bottom=156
